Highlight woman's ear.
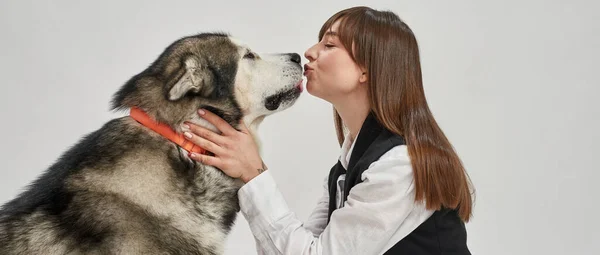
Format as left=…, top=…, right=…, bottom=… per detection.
left=359, top=69, right=368, bottom=83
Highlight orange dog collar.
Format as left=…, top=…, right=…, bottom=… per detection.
left=129, top=107, right=207, bottom=154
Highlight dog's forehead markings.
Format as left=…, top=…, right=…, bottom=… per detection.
left=227, top=36, right=250, bottom=54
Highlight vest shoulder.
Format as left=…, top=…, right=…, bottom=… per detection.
left=362, top=130, right=406, bottom=160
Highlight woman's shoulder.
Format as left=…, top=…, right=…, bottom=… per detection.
left=361, top=144, right=412, bottom=180
left=371, top=143, right=410, bottom=166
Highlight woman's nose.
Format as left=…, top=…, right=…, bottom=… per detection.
left=304, top=44, right=317, bottom=62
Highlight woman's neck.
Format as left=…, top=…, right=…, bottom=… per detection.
left=334, top=92, right=370, bottom=141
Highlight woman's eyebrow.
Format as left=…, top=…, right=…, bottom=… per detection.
left=324, top=31, right=338, bottom=37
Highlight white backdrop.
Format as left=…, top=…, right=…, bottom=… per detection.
left=1, top=0, right=598, bottom=254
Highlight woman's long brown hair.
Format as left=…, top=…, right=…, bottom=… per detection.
left=321, top=6, right=474, bottom=222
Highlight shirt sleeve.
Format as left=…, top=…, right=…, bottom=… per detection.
left=238, top=145, right=426, bottom=255
left=301, top=175, right=330, bottom=237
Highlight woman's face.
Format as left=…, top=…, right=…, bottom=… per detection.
left=303, top=20, right=367, bottom=104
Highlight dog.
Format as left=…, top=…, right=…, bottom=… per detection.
left=0, top=32, right=303, bottom=254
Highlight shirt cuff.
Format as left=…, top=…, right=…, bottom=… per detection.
left=238, top=170, right=291, bottom=228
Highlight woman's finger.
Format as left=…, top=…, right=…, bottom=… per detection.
left=189, top=152, right=224, bottom=169
left=198, top=109, right=237, bottom=136
left=183, top=131, right=225, bottom=156
left=184, top=121, right=226, bottom=146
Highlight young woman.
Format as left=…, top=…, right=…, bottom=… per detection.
left=183, top=6, right=474, bottom=255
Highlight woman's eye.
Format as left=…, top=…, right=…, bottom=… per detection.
left=244, top=52, right=256, bottom=59
left=325, top=44, right=335, bottom=48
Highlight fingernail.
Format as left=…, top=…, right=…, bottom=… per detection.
left=198, top=109, right=205, bottom=115
left=183, top=124, right=190, bottom=129
left=184, top=132, right=192, bottom=139
left=189, top=152, right=196, bottom=158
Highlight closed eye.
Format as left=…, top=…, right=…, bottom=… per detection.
left=323, top=40, right=336, bottom=48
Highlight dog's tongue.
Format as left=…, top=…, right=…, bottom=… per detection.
left=296, top=80, right=304, bottom=92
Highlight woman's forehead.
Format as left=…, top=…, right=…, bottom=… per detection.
left=320, top=18, right=345, bottom=41
left=324, top=21, right=341, bottom=38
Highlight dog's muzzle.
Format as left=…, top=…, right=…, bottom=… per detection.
left=264, top=85, right=302, bottom=111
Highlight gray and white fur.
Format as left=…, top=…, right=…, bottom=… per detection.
left=0, top=32, right=303, bottom=255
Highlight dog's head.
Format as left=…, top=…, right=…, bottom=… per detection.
left=111, top=32, right=303, bottom=133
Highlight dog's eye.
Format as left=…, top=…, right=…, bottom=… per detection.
left=244, top=52, right=256, bottom=59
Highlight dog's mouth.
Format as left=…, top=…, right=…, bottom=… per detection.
left=264, top=80, right=303, bottom=111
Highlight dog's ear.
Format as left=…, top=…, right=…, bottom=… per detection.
left=168, top=58, right=211, bottom=101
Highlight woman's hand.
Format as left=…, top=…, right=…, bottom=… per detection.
left=182, top=109, right=266, bottom=183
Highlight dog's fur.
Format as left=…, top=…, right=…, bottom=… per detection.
left=0, top=32, right=303, bottom=254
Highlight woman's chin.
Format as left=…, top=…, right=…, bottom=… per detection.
left=305, top=84, right=320, bottom=98
left=305, top=82, right=315, bottom=95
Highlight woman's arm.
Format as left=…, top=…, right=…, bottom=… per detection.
left=245, top=174, right=330, bottom=254
left=236, top=146, right=427, bottom=255
left=302, top=176, right=330, bottom=237
left=182, top=109, right=433, bottom=254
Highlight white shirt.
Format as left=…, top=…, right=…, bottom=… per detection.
left=237, top=133, right=434, bottom=255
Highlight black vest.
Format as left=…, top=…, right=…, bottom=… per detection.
left=327, top=112, right=471, bottom=255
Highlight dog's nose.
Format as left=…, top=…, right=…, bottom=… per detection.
left=288, top=53, right=301, bottom=64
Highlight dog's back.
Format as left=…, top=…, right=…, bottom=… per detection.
left=0, top=117, right=241, bottom=254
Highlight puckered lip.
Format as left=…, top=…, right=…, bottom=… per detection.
left=303, top=64, right=314, bottom=76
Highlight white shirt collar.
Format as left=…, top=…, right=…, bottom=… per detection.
left=339, top=131, right=358, bottom=170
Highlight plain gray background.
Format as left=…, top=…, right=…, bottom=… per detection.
left=1, top=0, right=598, bottom=254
